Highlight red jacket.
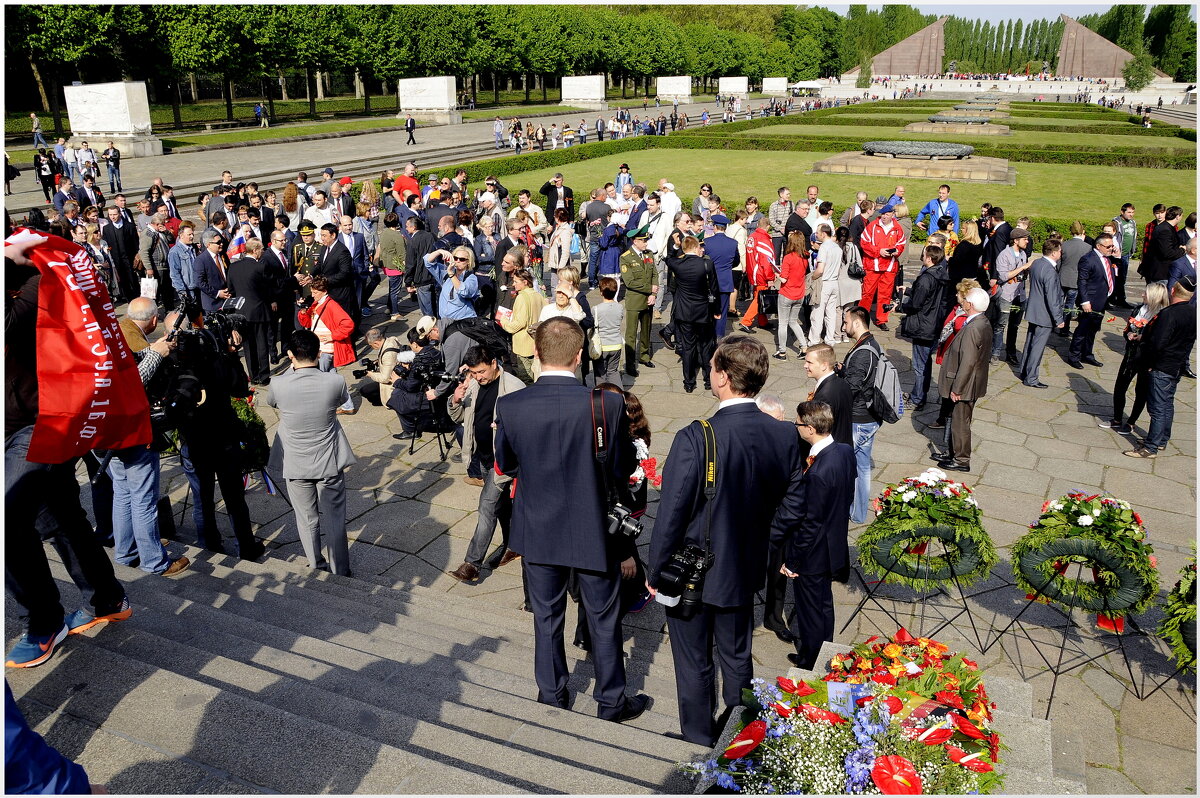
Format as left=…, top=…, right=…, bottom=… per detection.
left=746, top=228, right=777, bottom=287
left=299, top=296, right=356, bottom=368
left=860, top=218, right=907, bottom=273
left=779, top=252, right=807, bottom=300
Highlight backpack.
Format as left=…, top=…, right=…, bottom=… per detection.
left=852, top=345, right=904, bottom=424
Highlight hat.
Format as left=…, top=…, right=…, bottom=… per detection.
left=339, top=176, right=353, bottom=186
left=619, top=163, right=630, bottom=170
left=1179, top=274, right=1197, bottom=293
left=323, top=167, right=334, bottom=175
left=1009, top=228, right=1030, bottom=241
left=875, top=196, right=889, bottom=205
left=297, top=220, right=317, bottom=234
left=662, top=182, right=675, bottom=191
left=415, top=315, right=436, bottom=337
left=710, top=214, right=730, bottom=226
left=478, top=191, right=497, bottom=204
left=427, top=174, right=439, bottom=181
left=626, top=225, right=650, bottom=240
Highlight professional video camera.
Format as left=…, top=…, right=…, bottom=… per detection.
left=654, top=543, right=714, bottom=618
left=411, top=364, right=466, bottom=390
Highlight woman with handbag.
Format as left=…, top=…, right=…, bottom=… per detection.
left=774, top=232, right=809, bottom=360
left=837, top=226, right=865, bottom=341
left=544, top=208, right=575, bottom=293
left=738, top=224, right=777, bottom=333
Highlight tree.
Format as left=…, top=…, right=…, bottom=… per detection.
left=1122, top=49, right=1157, bottom=92
left=1144, top=4, right=1197, bottom=81
left=856, top=55, right=872, bottom=89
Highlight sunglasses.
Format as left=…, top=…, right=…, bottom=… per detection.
left=452, top=255, right=469, bottom=262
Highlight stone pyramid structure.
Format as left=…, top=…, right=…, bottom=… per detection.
left=1056, top=15, right=1170, bottom=78
left=845, top=17, right=946, bottom=76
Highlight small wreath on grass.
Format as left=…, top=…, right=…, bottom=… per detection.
left=1157, top=556, right=1196, bottom=673
left=858, top=468, right=998, bottom=592
left=1011, top=493, right=1159, bottom=617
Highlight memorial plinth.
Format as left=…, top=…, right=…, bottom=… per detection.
left=811, top=140, right=1015, bottom=184
left=762, top=77, right=788, bottom=97
left=561, top=75, right=608, bottom=110
left=656, top=76, right=692, bottom=104
left=396, top=76, right=461, bottom=124
left=946, top=108, right=1011, bottom=119
left=64, top=81, right=162, bottom=157
left=718, top=76, right=749, bottom=100
left=905, top=121, right=1011, bottom=136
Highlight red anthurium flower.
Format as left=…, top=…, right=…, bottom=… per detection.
left=950, top=712, right=986, bottom=740
left=856, top=696, right=875, bottom=707
left=917, top=726, right=955, bottom=745
left=771, top=702, right=794, bottom=718
left=882, top=695, right=903, bottom=715
left=799, top=703, right=848, bottom=724
left=873, top=671, right=898, bottom=686
left=872, top=755, right=923, bottom=794
left=935, top=690, right=965, bottom=710
left=776, top=677, right=798, bottom=694
left=987, top=733, right=1001, bottom=762
left=793, top=681, right=816, bottom=697
left=865, top=635, right=879, bottom=644
left=894, top=628, right=916, bottom=645
left=961, top=657, right=978, bottom=670
left=947, top=746, right=995, bottom=773
left=723, top=720, right=767, bottom=760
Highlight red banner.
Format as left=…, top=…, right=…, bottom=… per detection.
left=9, top=228, right=151, bottom=463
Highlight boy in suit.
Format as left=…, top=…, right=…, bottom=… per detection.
left=779, top=400, right=856, bottom=669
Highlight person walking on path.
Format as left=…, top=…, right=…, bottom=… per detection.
left=404, top=114, right=417, bottom=146
left=30, top=113, right=47, bottom=149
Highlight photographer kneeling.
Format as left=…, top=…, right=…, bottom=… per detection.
left=355, top=328, right=405, bottom=407
left=385, top=326, right=449, bottom=436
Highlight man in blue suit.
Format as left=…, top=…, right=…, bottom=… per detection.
left=648, top=335, right=805, bottom=746
left=779, top=400, right=856, bottom=670
left=494, top=317, right=650, bottom=724
left=1168, top=237, right=1197, bottom=306
left=337, top=216, right=371, bottom=316
left=703, top=216, right=741, bottom=338
left=1068, top=232, right=1118, bottom=369
left=195, top=230, right=231, bottom=313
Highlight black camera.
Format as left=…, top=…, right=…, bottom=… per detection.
left=297, top=295, right=314, bottom=310
left=413, top=366, right=466, bottom=388
left=606, top=502, right=643, bottom=540
left=351, top=358, right=374, bottom=380
left=655, top=544, right=714, bottom=617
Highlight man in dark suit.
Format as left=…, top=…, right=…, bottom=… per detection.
left=101, top=204, right=138, bottom=300
left=539, top=173, right=574, bottom=223
left=404, top=114, right=417, bottom=145
left=1168, top=236, right=1197, bottom=304
left=313, top=222, right=360, bottom=324
left=337, top=216, right=370, bottom=316
left=1019, top=240, right=1066, bottom=388
left=494, top=317, right=649, bottom=724
left=1068, top=233, right=1119, bottom=369
left=263, top=230, right=294, bottom=362
left=227, top=239, right=275, bottom=385
left=74, top=175, right=104, bottom=210
left=779, top=400, right=855, bottom=670
left=936, top=287, right=993, bottom=472
left=52, top=179, right=75, bottom=214
left=1141, top=206, right=1184, bottom=283
left=982, top=207, right=1011, bottom=287
left=328, top=182, right=355, bottom=220
left=666, top=236, right=721, bottom=393
left=249, top=194, right=274, bottom=231
left=648, top=335, right=805, bottom=746
left=195, top=230, right=231, bottom=313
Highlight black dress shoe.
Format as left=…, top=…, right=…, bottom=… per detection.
left=929, top=450, right=948, bottom=462
left=1025, top=381, right=1049, bottom=389
left=875, top=323, right=889, bottom=332
left=658, top=329, right=676, bottom=350
left=786, top=652, right=815, bottom=670
left=626, top=365, right=639, bottom=378
left=607, top=694, right=651, bottom=723
left=937, top=459, right=970, bottom=472
left=1066, top=358, right=1083, bottom=369
left=1082, top=357, right=1104, bottom=368
left=683, top=384, right=695, bottom=393
left=1183, top=366, right=1196, bottom=379
left=738, top=324, right=755, bottom=334
left=640, top=360, right=655, bottom=369
left=1005, top=355, right=1020, bottom=365
left=239, top=541, right=266, bottom=561
left=703, top=382, right=712, bottom=391
left=764, top=625, right=795, bottom=644
left=927, top=419, right=946, bottom=430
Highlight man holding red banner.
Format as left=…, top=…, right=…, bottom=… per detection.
left=4, top=231, right=137, bottom=668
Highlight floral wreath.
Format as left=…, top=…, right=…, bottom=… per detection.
left=1157, top=556, right=1197, bottom=673
left=1011, top=493, right=1159, bottom=617
left=858, top=468, right=998, bottom=592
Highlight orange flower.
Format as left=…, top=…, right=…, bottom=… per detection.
left=883, top=643, right=903, bottom=658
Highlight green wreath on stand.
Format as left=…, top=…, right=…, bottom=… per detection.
left=1011, top=493, right=1159, bottom=617
left=233, top=396, right=271, bottom=474
left=1158, top=557, right=1197, bottom=673
left=858, top=469, right=998, bottom=593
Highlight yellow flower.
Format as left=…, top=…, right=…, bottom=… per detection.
left=883, top=643, right=903, bottom=658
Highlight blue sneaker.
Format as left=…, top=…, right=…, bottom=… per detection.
left=66, top=596, right=133, bottom=635
left=5, top=624, right=68, bottom=668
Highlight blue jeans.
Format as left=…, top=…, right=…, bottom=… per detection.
left=415, top=284, right=434, bottom=318
left=910, top=341, right=935, bottom=405
left=179, top=443, right=208, bottom=544
left=107, top=163, right=122, bottom=192
left=1062, top=287, right=1077, bottom=326
left=108, top=446, right=170, bottom=573
left=851, top=422, right=880, bottom=524
left=494, top=131, right=503, bottom=149
left=587, top=239, right=602, bottom=286
left=388, top=274, right=405, bottom=315
left=32, top=131, right=47, bottom=149
left=1144, top=370, right=1179, bottom=451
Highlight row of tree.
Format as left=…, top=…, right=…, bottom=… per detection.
left=943, top=17, right=1066, bottom=76
left=1077, top=4, right=1196, bottom=82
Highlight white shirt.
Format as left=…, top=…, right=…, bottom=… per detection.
left=814, top=371, right=834, bottom=392
left=718, top=397, right=757, bottom=410
left=808, top=434, right=834, bottom=459
left=538, top=369, right=576, bottom=380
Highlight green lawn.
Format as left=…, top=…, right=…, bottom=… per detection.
left=485, top=149, right=1195, bottom=222
left=731, top=124, right=1195, bottom=151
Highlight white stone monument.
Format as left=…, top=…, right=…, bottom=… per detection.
left=561, top=75, right=608, bottom=110
left=718, top=76, right=750, bottom=100
left=762, top=77, right=789, bottom=97
left=656, top=76, right=692, bottom=104
left=396, top=76, right=461, bottom=124
left=63, top=81, right=162, bottom=157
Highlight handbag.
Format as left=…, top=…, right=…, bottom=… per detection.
left=757, top=287, right=779, bottom=316
left=570, top=232, right=581, bottom=256
left=844, top=245, right=866, bottom=279
left=140, top=276, right=159, bottom=299
left=587, top=329, right=602, bottom=360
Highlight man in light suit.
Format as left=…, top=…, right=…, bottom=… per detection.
left=779, top=400, right=855, bottom=670
left=935, top=287, right=992, bottom=472
left=494, top=317, right=649, bottom=724
left=1067, top=233, right=1118, bottom=369
left=266, top=330, right=358, bottom=576
left=648, top=335, right=806, bottom=746
left=1019, top=239, right=1066, bottom=388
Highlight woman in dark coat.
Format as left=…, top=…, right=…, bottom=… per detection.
left=899, top=244, right=953, bottom=410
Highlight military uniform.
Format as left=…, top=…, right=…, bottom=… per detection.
left=620, top=229, right=659, bottom=374
left=291, top=222, right=324, bottom=302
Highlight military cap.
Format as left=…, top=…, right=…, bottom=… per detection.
left=297, top=220, right=317, bottom=234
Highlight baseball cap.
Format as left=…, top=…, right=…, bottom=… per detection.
left=415, top=315, right=436, bottom=336
left=478, top=192, right=497, bottom=204
left=323, top=168, right=334, bottom=176
left=711, top=214, right=730, bottom=226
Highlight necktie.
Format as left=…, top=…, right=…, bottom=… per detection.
left=1102, top=256, right=1114, bottom=295
left=807, top=390, right=815, bottom=401
left=804, top=455, right=816, bottom=472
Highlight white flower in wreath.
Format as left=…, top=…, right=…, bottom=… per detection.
left=1092, top=508, right=1101, bottom=517
left=1051, top=502, right=1064, bottom=511
left=1078, top=515, right=1094, bottom=526
left=965, top=496, right=979, bottom=507
left=901, top=490, right=917, bottom=502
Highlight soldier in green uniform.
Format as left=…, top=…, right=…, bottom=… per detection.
left=291, top=219, right=324, bottom=304
left=620, top=225, right=659, bottom=377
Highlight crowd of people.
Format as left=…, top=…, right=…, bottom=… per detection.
left=5, top=134, right=1196, bottom=762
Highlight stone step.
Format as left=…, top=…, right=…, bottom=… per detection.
left=6, top=637, right=521, bottom=795
left=105, top=554, right=689, bottom=731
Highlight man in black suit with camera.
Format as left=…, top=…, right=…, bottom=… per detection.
left=494, top=317, right=649, bottom=723
left=647, top=335, right=805, bottom=746
left=778, top=400, right=855, bottom=670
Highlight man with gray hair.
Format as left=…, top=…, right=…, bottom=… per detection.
left=935, top=287, right=992, bottom=473
left=138, top=211, right=174, bottom=308
left=839, top=191, right=870, bottom=228
left=754, top=393, right=786, bottom=421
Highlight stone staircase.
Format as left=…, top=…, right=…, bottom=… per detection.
left=8, top=548, right=1088, bottom=794
left=785, top=640, right=1088, bottom=795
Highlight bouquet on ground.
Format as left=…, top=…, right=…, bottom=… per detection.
left=681, top=629, right=1004, bottom=795
left=859, top=468, right=998, bottom=592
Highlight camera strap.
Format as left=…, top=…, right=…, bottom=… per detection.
left=590, top=389, right=621, bottom=511
left=697, top=419, right=717, bottom=558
